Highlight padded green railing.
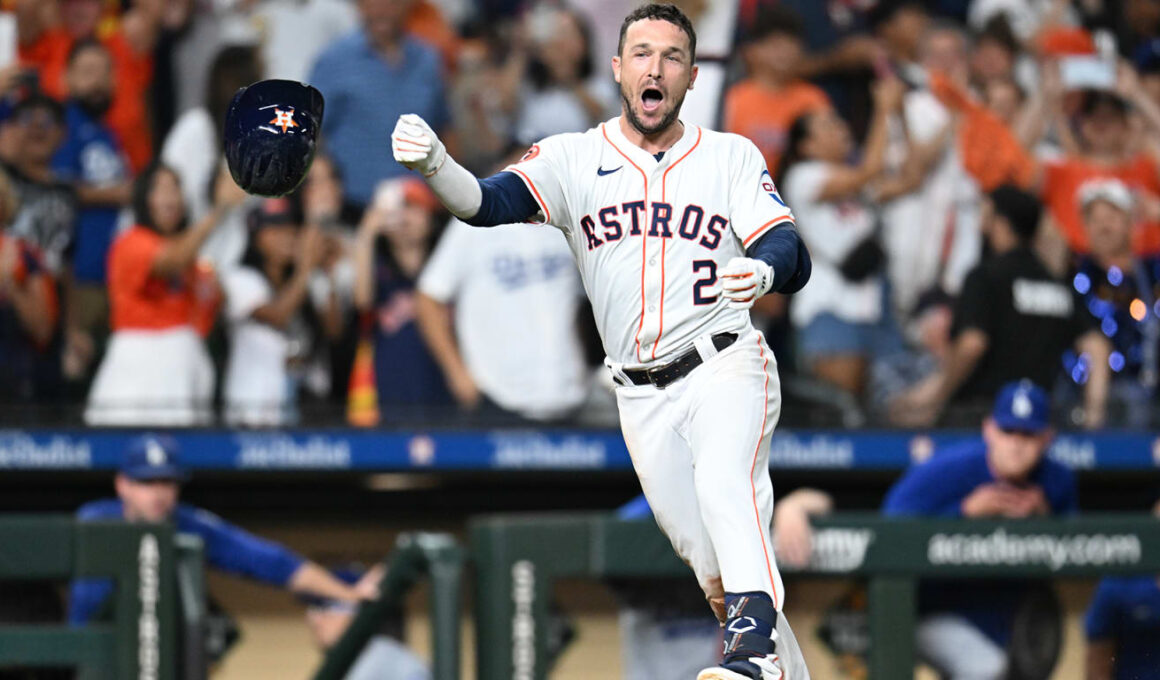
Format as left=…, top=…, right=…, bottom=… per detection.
left=469, top=512, right=1160, bottom=679
left=0, top=516, right=177, bottom=680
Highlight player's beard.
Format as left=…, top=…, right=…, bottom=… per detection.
left=621, top=83, right=684, bottom=137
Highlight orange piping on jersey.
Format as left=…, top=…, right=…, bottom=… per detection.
left=652, top=126, right=702, bottom=360
left=751, top=336, right=779, bottom=607
left=507, top=167, right=551, bottom=224
left=743, top=216, right=795, bottom=248
left=602, top=123, right=651, bottom=362
left=661, top=126, right=702, bottom=193
left=652, top=238, right=666, bottom=360
left=393, top=138, right=429, bottom=149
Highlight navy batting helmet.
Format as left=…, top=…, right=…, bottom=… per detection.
left=223, top=79, right=325, bottom=197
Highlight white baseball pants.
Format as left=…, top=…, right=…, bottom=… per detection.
left=612, top=328, right=786, bottom=608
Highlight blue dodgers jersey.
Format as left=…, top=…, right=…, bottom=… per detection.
left=883, top=440, right=1078, bottom=518
left=51, top=103, right=128, bottom=284
left=882, top=440, right=1079, bottom=646
left=1085, top=576, right=1160, bottom=680
left=68, top=499, right=305, bottom=624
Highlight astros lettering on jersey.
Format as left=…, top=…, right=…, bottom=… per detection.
left=505, top=118, right=794, bottom=366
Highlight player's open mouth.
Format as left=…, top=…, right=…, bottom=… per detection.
left=641, top=88, right=664, bottom=113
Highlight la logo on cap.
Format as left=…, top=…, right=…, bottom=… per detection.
left=145, top=439, right=167, bottom=466
left=1012, top=390, right=1033, bottom=418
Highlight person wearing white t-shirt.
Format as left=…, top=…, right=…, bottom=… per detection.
left=415, top=213, right=588, bottom=422
left=778, top=75, right=924, bottom=397
left=222, top=199, right=328, bottom=426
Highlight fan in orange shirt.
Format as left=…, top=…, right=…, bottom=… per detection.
left=86, top=162, right=246, bottom=426
left=1040, top=91, right=1160, bottom=255
left=723, top=5, right=831, bottom=175
left=931, top=67, right=1160, bottom=256
left=16, top=0, right=161, bottom=172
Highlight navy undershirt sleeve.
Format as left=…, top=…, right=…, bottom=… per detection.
left=745, top=223, right=812, bottom=294
left=464, top=171, right=540, bottom=226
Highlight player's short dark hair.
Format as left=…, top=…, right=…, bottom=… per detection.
left=989, top=184, right=1042, bottom=243
left=617, top=3, right=697, bottom=63
left=741, top=5, right=804, bottom=45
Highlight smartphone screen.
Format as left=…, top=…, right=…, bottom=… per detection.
left=0, top=14, right=16, bottom=69
left=1059, top=56, right=1116, bottom=90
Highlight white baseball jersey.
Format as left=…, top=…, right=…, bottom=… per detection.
left=418, top=218, right=587, bottom=419
left=506, top=117, right=795, bottom=367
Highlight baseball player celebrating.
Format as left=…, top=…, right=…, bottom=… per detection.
left=393, top=4, right=812, bottom=678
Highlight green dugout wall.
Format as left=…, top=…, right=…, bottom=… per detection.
left=0, top=516, right=178, bottom=680
left=470, top=513, right=1160, bottom=679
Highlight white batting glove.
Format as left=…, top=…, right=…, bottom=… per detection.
left=392, top=114, right=447, bottom=177
left=720, top=257, right=773, bottom=310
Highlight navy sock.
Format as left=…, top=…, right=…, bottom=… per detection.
left=723, top=591, right=776, bottom=638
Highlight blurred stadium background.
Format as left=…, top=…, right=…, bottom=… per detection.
left=1, top=0, right=1160, bottom=678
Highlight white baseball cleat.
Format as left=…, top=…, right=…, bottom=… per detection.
left=696, top=668, right=753, bottom=680
left=696, top=655, right=783, bottom=680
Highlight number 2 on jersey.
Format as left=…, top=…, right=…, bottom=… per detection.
left=692, top=260, right=717, bottom=305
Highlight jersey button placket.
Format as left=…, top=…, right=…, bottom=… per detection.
left=641, top=165, right=667, bottom=360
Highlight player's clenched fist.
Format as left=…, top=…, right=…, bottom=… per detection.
left=392, top=114, right=446, bottom=177
left=720, top=257, right=773, bottom=310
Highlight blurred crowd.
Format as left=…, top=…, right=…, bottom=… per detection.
left=2, top=0, right=1160, bottom=429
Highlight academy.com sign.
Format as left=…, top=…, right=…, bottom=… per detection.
left=928, top=528, right=1142, bottom=571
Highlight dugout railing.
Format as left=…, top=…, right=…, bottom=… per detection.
left=312, top=532, right=465, bottom=680
left=469, top=512, right=1160, bottom=679
left=0, top=516, right=186, bottom=679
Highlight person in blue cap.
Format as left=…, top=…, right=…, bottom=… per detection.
left=1084, top=495, right=1160, bottom=680
left=69, top=435, right=373, bottom=625
left=882, top=379, right=1078, bottom=679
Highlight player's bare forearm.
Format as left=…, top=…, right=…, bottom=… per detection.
left=287, top=562, right=359, bottom=603
left=776, top=488, right=833, bottom=518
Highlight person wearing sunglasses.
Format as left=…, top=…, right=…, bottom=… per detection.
left=882, top=380, right=1077, bottom=680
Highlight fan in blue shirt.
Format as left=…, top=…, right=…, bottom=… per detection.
left=51, top=39, right=132, bottom=288
left=883, top=380, right=1078, bottom=680
left=69, top=435, right=371, bottom=625
left=1084, top=499, right=1160, bottom=680
left=308, top=9, right=450, bottom=208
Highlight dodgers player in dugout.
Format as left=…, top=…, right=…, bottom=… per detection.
left=392, top=4, right=812, bottom=679
left=70, top=435, right=374, bottom=626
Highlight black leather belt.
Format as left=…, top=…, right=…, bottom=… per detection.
left=616, top=333, right=738, bottom=389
